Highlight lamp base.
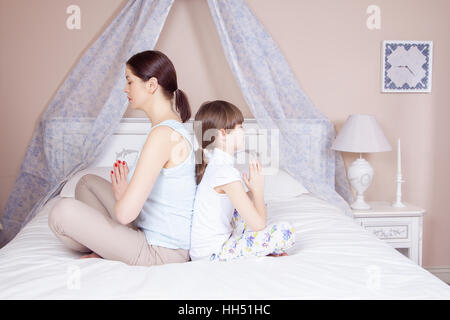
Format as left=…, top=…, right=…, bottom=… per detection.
left=351, top=196, right=371, bottom=210
left=348, top=157, right=374, bottom=211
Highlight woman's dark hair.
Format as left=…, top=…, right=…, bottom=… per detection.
left=194, top=100, right=244, bottom=184
left=126, top=50, right=191, bottom=122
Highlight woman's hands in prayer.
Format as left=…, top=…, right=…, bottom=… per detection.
left=111, top=160, right=129, bottom=201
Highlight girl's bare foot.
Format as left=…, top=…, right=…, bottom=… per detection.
left=80, top=252, right=102, bottom=259
left=268, top=252, right=288, bottom=257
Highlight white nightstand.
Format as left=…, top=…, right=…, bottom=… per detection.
left=352, top=201, right=425, bottom=266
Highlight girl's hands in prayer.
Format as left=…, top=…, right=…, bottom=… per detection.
left=111, top=160, right=129, bottom=201
left=242, top=159, right=264, bottom=195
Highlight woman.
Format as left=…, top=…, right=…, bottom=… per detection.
left=48, top=50, right=197, bottom=267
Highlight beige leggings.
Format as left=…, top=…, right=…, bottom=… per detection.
left=48, top=174, right=190, bottom=266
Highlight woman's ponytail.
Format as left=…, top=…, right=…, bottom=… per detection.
left=175, top=88, right=191, bottom=123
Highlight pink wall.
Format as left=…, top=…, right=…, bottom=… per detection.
left=0, top=0, right=449, bottom=268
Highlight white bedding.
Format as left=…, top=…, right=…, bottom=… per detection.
left=0, top=193, right=449, bottom=299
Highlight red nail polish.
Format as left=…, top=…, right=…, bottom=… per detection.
left=118, top=160, right=121, bottom=163
left=123, top=161, right=126, bottom=165
left=115, top=163, right=117, bottom=167
left=111, top=170, right=113, bottom=174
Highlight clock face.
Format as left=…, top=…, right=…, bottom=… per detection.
left=382, top=41, right=432, bottom=92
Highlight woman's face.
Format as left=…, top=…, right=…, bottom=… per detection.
left=124, top=66, right=154, bottom=109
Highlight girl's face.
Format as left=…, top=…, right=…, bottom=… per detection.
left=124, top=66, right=155, bottom=110
left=226, top=123, right=245, bottom=153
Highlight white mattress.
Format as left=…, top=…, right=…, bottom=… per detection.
left=0, top=193, right=449, bottom=299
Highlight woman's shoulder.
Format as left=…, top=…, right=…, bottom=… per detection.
left=151, top=119, right=187, bottom=134
left=150, top=121, right=191, bottom=144
left=149, top=121, right=189, bottom=141
left=133, top=126, right=175, bottom=165
left=144, top=125, right=175, bottom=147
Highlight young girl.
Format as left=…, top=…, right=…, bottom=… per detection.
left=189, top=100, right=295, bottom=262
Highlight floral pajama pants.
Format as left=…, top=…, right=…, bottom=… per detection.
left=209, top=209, right=295, bottom=262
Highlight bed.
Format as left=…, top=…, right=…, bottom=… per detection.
left=0, top=119, right=449, bottom=299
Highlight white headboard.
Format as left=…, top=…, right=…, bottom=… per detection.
left=85, top=117, right=334, bottom=186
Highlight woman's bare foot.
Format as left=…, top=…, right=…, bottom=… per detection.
left=80, top=252, right=102, bottom=259
left=267, top=252, right=288, bottom=257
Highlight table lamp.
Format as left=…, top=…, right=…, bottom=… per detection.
left=331, top=114, right=392, bottom=210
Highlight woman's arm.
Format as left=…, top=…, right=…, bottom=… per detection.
left=114, top=126, right=174, bottom=225
left=220, top=160, right=266, bottom=231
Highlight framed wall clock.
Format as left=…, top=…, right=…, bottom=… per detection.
left=381, top=40, right=433, bottom=93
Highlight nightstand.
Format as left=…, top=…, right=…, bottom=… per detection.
left=352, top=201, right=425, bottom=266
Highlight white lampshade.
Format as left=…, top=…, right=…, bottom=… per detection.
left=331, top=114, right=392, bottom=153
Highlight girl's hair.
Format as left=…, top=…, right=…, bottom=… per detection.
left=126, top=50, right=191, bottom=122
left=194, top=100, right=244, bottom=184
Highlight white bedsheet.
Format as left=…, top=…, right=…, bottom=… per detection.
left=0, top=193, right=449, bottom=299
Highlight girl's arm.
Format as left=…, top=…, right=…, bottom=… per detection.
left=114, top=126, right=175, bottom=225
left=220, top=160, right=266, bottom=231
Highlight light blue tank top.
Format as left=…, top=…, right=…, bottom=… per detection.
left=126, top=119, right=197, bottom=250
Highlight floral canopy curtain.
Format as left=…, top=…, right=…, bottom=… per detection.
left=0, top=0, right=353, bottom=248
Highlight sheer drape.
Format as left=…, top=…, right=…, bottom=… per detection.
left=207, top=0, right=354, bottom=216
left=0, top=0, right=175, bottom=248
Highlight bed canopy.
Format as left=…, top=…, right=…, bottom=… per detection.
left=0, top=0, right=354, bottom=248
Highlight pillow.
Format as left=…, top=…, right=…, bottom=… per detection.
left=59, top=167, right=111, bottom=198
left=234, top=162, right=310, bottom=201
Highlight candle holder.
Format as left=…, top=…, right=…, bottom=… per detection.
left=392, top=174, right=406, bottom=207
left=392, top=138, right=406, bottom=207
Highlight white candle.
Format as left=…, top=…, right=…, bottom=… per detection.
left=397, top=138, right=401, bottom=174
